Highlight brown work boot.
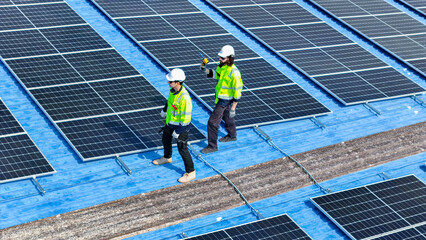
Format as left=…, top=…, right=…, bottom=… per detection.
left=152, top=157, right=172, bottom=165
left=219, top=135, right=237, bottom=143
left=201, top=146, right=218, bottom=154
left=178, top=171, right=196, bottom=183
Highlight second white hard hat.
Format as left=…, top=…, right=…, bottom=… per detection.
left=218, top=45, right=235, bottom=58
left=166, top=68, right=186, bottom=82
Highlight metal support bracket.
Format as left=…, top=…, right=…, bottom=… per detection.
left=32, top=176, right=46, bottom=196
left=115, top=155, right=132, bottom=175
left=379, top=172, right=391, bottom=180
left=180, top=232, right=188, bottom=239
left=412, top=95, right=426, bottom=106
left=364, top=102, right=381, bottom=116
left=311, top=116, right=327, bottom=129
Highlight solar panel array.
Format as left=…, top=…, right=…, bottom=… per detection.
left=0, top=0, right=205, bottom=161
left=206, top=0, right=426, bottom=105
left=311, top=175, right=426, bottom=240
left=185, top=214, right=312, bottom=240
left=91, top=0, right=331, bottom=128
left=311, top=0, right=426, bottom=75
left=400, top=0, right=426, bottom=15
left=0, top=98, right=55, bottom=183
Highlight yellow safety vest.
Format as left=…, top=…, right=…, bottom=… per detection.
left=166, top=86, right=192, bottom=126
left=214, top=64, right=243, bottom=104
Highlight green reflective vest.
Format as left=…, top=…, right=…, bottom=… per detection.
left=214, top=64, right=243, bottom=104
left=166, top=86, right=192, bottom=126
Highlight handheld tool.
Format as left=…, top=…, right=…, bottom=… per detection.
left=199, top=52, right=209, bottom=71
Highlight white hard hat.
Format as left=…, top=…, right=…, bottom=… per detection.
left=218, top=45, right=235, bottom=58
left=166, top=68, right=186, bottom=82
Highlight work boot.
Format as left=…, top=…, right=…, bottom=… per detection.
left=152, top=157, right=172, bottom=165
left=219, top=135, right=237, bottom=143
left=178, top=171, right=196, bottom=183
left=201, top=146, right=218, bottom=154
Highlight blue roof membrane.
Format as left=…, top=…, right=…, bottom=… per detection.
left=0, top=0, right=425, bottom=235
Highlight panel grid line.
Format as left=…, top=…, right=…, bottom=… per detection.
left=113, top=11, right=202, bottom=20
left=3, top=47, right=115, bottom=61
left=138, top=33, right=232, bottom=43
left=55, top=105, right=164, bottom=123
left=0, top=23, right=89, bottom=33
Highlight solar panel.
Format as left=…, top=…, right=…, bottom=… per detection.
left=185, top=213, right=312, bottom=240
left=0, top=98, right=56, bottom=183
left=91, top=0, right=331, bottom=128
left=311, top=175, right=426, bottom=240
left=206, top=0, right=426, bottom=105
left=399, top=0, right=426, bottom=15
left=0, top=1, right=205, bottom=161
left=311, top=0, right=426, bottom=74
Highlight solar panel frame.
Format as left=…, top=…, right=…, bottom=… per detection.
left=184, top=213, right=313, bottom=240
left=0, top=1, right=205, bottom=161
left=205, top=0, right=426, bottom=105
left=0, top=98, right=56, bottom=184
left=309, top=0, right=426, bottom=76
left=91, top=0, right=332, bottom=129
left=311, top=175, right=426, bottom=240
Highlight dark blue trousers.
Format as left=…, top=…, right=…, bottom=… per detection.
left=207, top=104, right=237, bottom=148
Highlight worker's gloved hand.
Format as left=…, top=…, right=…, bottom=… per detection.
left=229, top=110, right=236, bottom=118
left=172, top=131, right=179, bottom=139
left=160, top=110, right=166, bottom=118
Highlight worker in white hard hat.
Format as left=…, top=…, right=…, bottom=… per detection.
left=200, top=45, right=243, bottom=154
left=152, top=68, right=196, bottom=183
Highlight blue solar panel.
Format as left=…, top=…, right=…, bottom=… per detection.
left=5, top=55, right=85, bottom=88
left=0, top=30, right=57, bottom=59
left=311, top=175, right=426, bottom=240
left=206, top=0, right=426, bottom=105
left=311, top=0, right=426, bottom=74
left=399, top=0, right=426, bottom=15
left=91, top=0, right=331, bottom=128
left=0, top=98, right=56, bottom=183
left=185, top=214, right=312, bottom=240
left=40, top=25, right=111, bottom=53
left=0, top=1, right=205, bottom=161
left=19, top=3, right=86, bottom=27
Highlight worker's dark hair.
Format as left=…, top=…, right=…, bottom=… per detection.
left=227, top=56, right=235, bottom=66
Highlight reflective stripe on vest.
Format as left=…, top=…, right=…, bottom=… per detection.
left=166, top=86, right=192, bottom=126
left=215, top=64, right=243, bottom=104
